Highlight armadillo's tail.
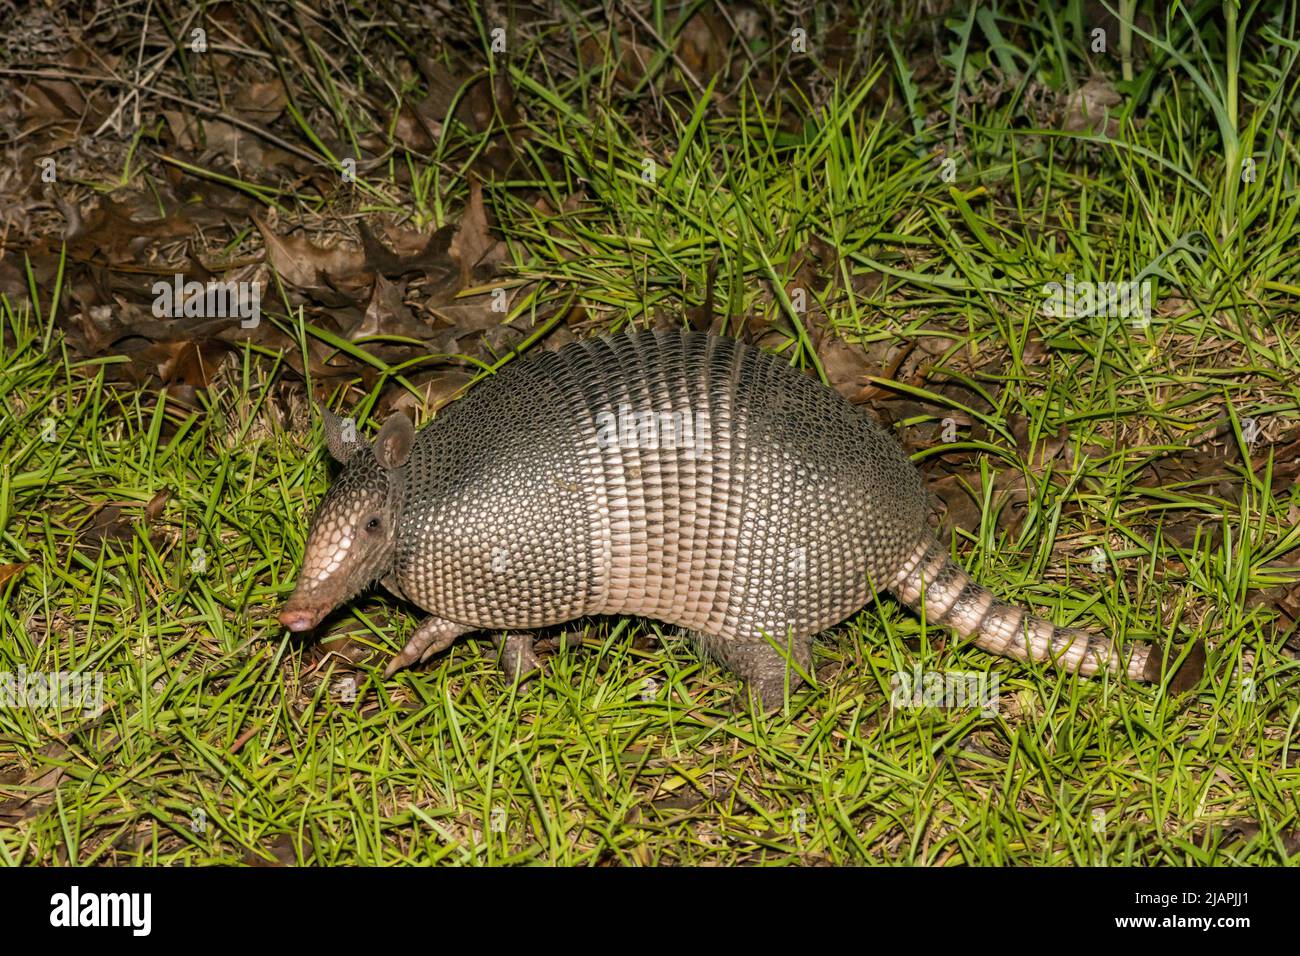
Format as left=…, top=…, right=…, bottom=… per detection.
left=888, top=537, right=1201, bottom=686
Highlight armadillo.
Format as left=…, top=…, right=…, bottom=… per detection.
left=279, top=328, right=1187, bottom=704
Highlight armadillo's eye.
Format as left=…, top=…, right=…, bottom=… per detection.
left=364, top=516, right=381, bottom=533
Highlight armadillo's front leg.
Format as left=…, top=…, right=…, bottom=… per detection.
left=492, top=632, right=542, bottom=684
left=383, top=615, right=471, bottom=677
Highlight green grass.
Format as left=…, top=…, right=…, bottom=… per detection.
left=1, top=0, right=1299, bottom=865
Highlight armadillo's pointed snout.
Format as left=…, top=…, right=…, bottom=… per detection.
left=278, top=604, right=324, bottom=632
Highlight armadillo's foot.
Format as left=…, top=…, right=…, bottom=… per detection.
left=747, top=673, right=803, bottom=710
left=693, top=632, right=813, bottom=710
left=493, top=632, right=542, bottom=687
left=383, top=615, right=470, bottom=677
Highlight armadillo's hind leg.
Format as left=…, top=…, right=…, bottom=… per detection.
left=691, top=630, right=814, bottom=708
left=384, top=615, right=471, bottom=677
left=492, top=632, right=542, bottom=685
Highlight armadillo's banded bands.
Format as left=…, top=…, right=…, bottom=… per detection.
left=890, top=537, right=1151, bottom=680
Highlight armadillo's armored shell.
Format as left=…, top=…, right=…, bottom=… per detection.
left=395, top=330, right=924, bottom=639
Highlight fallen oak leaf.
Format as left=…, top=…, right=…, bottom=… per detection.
left=348, top=273, right=440, bottom=342
left=448, top=177, right=496, bottom=288
left=357, top=220, right=456, bottom=285
left=253, top=216, right=371, bottom=295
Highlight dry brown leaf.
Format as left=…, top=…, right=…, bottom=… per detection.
left=232, top=79, right=286, bottom=122
left=677, top=12, right=730, bottom=77
left=144, top=490, right=171, bottom=522
left=578, top=30, right=657, bottom=89
left=350, top=274, right=435, bottom=341
left=61, top=195, right=195, bottom=266
left=380, top=370, right=475, bottom=420
left=1061, top=78, right=1121, bottom=134
left=818, top=334, right=899, bottom=403
left=448, top=178, right=495, bottom=288
left=0, top=562, right=27, bottom=589
left=244, top=833, right=307, bottom=866
left=0, top=741, right=68, bottom=823
left=254, top=217, right=371, bottom=293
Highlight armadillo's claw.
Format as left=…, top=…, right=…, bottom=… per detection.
left=1140, top=639, right=1206, bottom=694
left=382, top=646, right=420, bottom=678
left=383, top=616, right=469, bottom=677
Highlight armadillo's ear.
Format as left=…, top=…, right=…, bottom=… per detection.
left=320, top=403, right=360, bottom=464
left=373, top=412, right=414, bottom=469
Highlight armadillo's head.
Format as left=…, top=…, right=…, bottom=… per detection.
left=278, top=407, right=415, bottom=633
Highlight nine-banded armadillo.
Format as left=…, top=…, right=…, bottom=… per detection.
left=279, top=328, right=1183, bottom=705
